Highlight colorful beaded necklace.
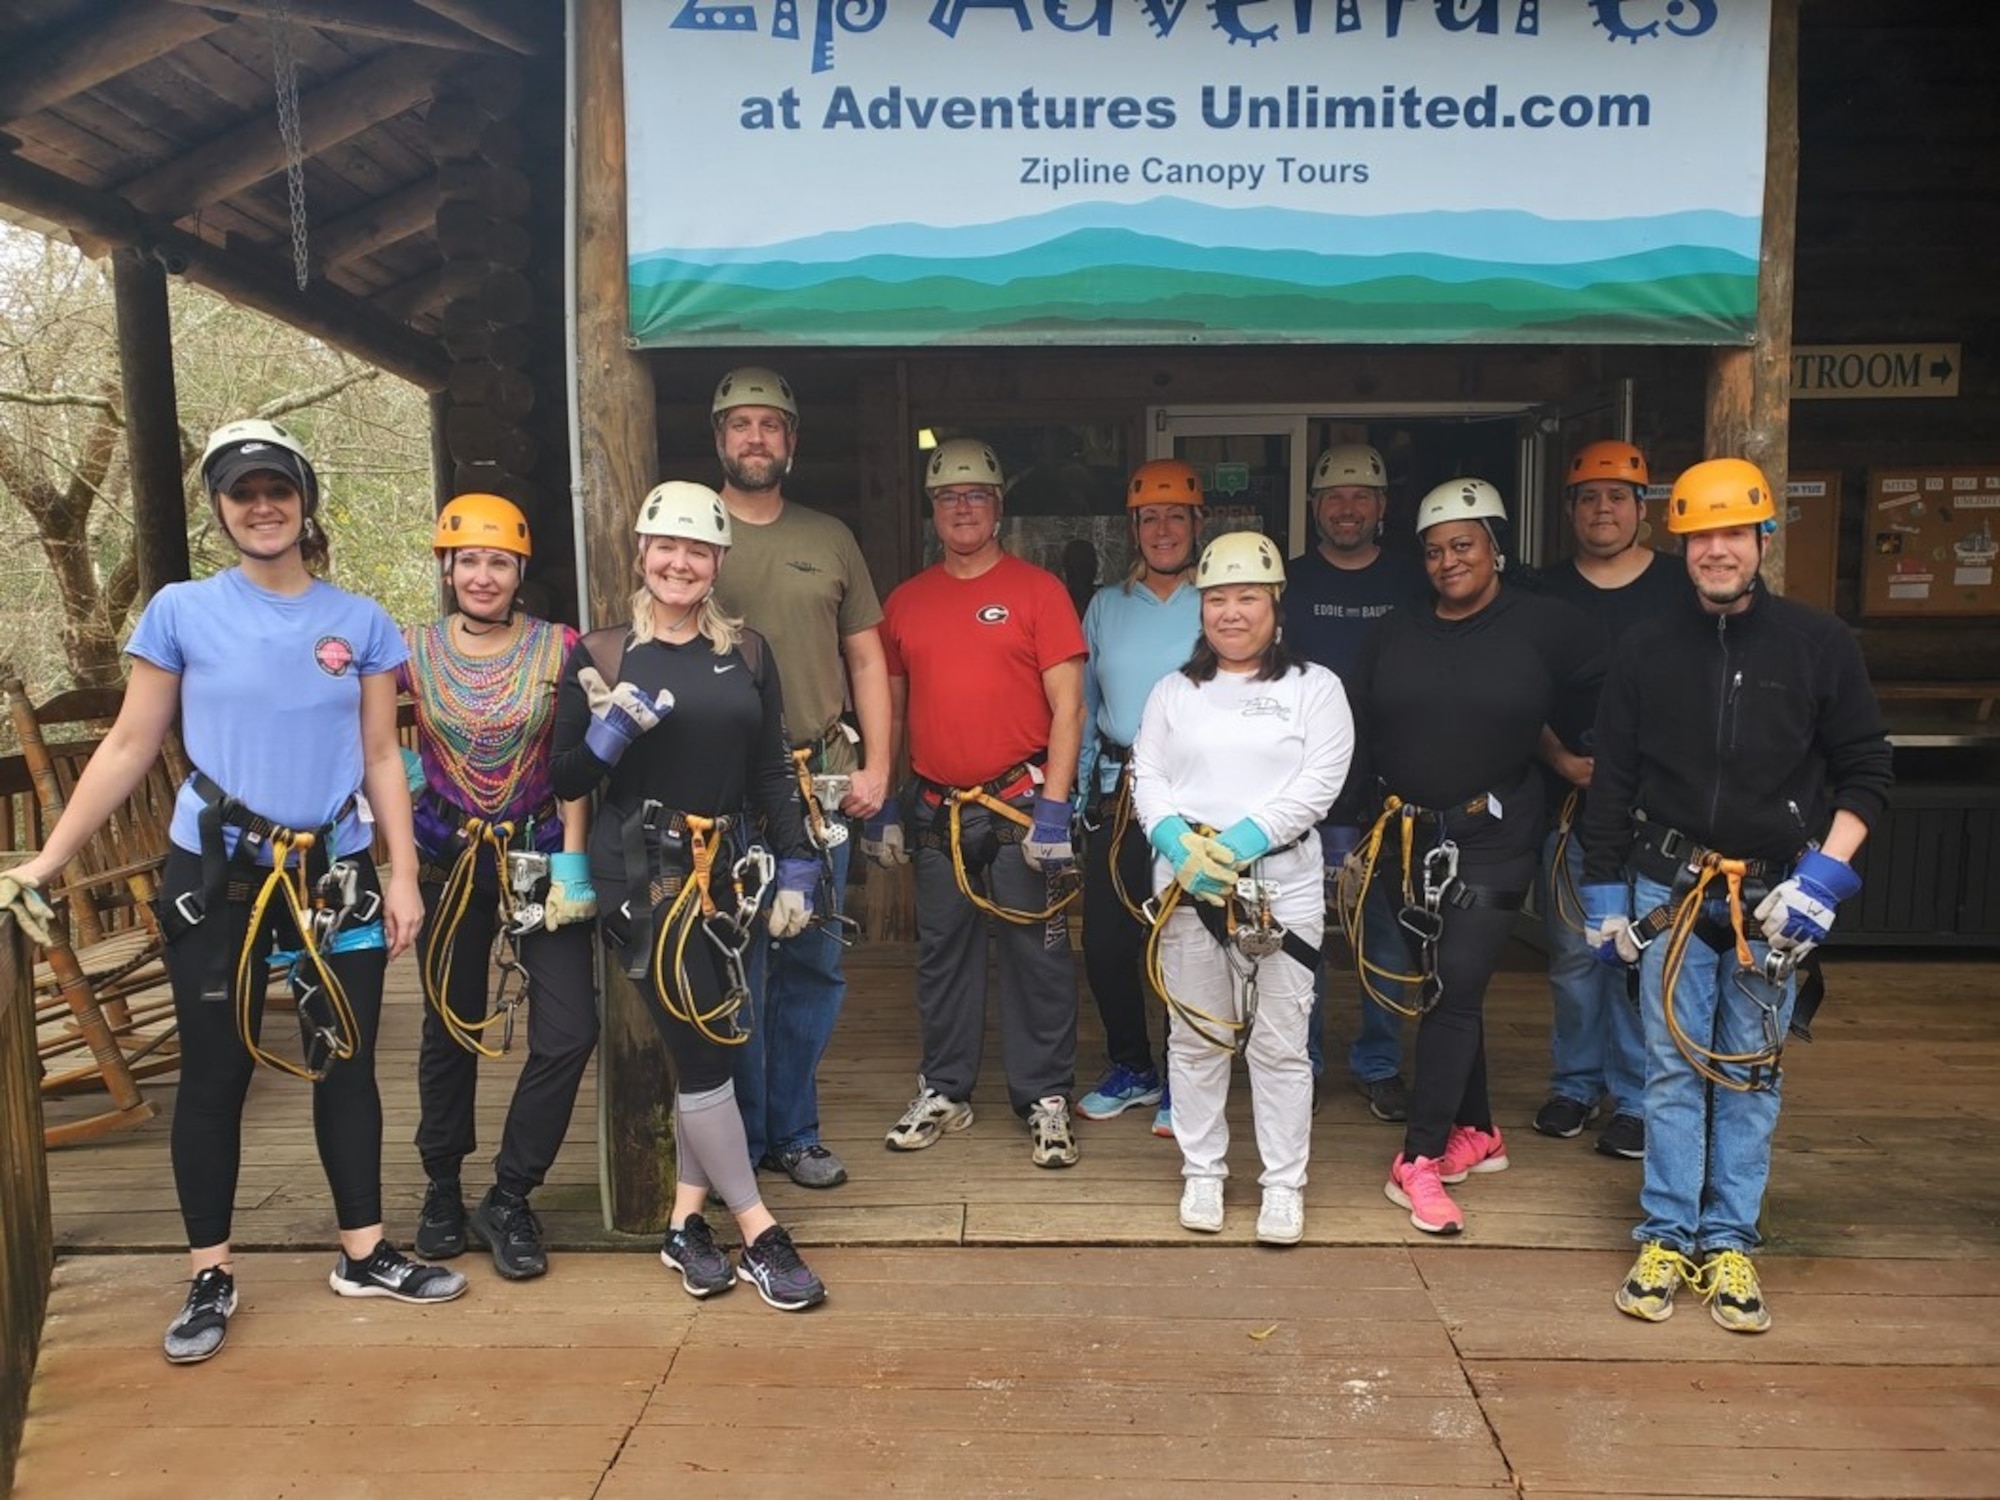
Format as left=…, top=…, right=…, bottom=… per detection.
left=410, top=617, right=567, bottom=817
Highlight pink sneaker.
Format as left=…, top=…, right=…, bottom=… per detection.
left=1385, top=1153, right=1465, bottom=1235
left=1438, top=1124, right=1510, bottom=1185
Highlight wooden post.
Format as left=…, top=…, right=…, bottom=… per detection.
left=112, top=248, right=191, bottom=598
left=574, top=0, right=668, bottom=1234
left=1705, top=0, right=1798, bottom=595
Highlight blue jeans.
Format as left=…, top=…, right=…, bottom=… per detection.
left=735, top=838, right=851, bottom=1163
left=1631, top=872, right=1796, bottom=1255
left=1310, top=881, right=1408, bottom=1082
left=1543, top=831, right=1645, bottom=1118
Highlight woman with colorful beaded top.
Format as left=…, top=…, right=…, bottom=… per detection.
left=402, top=493, right=598, bottom=1283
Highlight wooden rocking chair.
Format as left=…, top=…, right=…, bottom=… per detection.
left=3, top=678, right=187, bottom=1147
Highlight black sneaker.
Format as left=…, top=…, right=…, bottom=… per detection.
left=761, top=1142, right=849, bottom=1189
left=1356, top=1074, right=1410, bottom=1123
left=415, top=1177, right=466, bottom=1260
left=329, top=1240, right=470, bottom=1303
left=660, top=1213, right=736, bottom=1299
left=162, top=1266, right=237, bottom=1365
left=1595, top=1112, right=1646, bottom=1160
left=737, top=1225, right=826, bottom=1311
left=1533, top=1095, right=1600, bottom=1139
left=468, top=1186, right=548, bottom=1280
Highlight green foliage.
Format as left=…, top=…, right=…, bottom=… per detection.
left=0, top=225, right=441, bottom=697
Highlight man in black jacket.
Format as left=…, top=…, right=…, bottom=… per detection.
left=1578, top=458, right=1891, bottom=1335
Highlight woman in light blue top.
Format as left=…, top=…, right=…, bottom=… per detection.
left=9, top=419, right=462, bottom=1368
left=1073, top=459, right=1206, bottom=1132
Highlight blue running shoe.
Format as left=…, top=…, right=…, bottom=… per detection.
left=1153, top=1081, right=1174, bottom=1139
left=1076, top=1065, right=1164, bottom=1122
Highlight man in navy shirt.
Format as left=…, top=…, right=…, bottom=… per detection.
left=1280, top=444, right=1430, bottom=1121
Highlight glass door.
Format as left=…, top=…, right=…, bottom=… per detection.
left=1151, top=403, right=1537, bottom=561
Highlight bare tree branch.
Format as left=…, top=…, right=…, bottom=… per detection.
left=258, top=367, right=380, bottom=420
left=0, top=389, right=125, bottom=422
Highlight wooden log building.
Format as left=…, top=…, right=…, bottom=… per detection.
left=1, top=0, right=1996, bottom=1235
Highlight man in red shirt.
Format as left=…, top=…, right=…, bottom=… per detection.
left=870, top=438, right=1088, bottom=1170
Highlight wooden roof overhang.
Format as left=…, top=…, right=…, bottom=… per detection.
left=0, top=0, right=559, bottom=392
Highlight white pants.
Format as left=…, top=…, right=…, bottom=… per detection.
left=1161, top=845, right=1321, bottom=1192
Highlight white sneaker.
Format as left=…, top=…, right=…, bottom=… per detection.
left=885, top=1084, right=973, bottom=1151
left=1027, top=1095, right=1079, bottom=1169
left=1179, top=1177, right=1225, bottom=1234
left=1256, top=1185, right=1305, bottom=1246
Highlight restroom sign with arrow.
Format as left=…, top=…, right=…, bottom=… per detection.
left=1790, top=343, right=1960, bottom=400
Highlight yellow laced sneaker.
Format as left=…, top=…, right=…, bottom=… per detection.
left=1697, top=1248, right=1772, bottom=1334
left=1616, top=1240, right=1698, bottom=1322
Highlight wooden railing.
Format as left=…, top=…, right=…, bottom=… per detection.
left=1, top=917, right=54, bottom=1492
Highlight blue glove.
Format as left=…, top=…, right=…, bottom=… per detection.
left=1321, top=823, right=1361, bottom=867
left=768, top=856, right=818, bottom=939
left=1020, top=795, right=1075, bottom=872
left=862, top=797, right=907, bottom=867
left=1754, top=849, right=1861, bottom=951
left=1581, top=883, right=1640, bottom=968
left=1212, top=816, right=1270, bottom=867
left=544, top=851, right=596, bottom=930
left=1149, top=815, right=1235, bottom=905
left=577, top=665, right=674, bottom=766
left=400, top=747, right=427, bottom=797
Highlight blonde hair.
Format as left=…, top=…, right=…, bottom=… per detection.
left=628, top=545, right=742, bottom=654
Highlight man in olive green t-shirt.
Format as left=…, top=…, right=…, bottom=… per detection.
left=710, top=366, right=892, bottom=1192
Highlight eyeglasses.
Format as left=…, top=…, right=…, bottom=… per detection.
left=932, top=488, right=997, bottom=509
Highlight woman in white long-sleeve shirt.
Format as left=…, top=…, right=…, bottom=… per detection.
left=1131, top=532, right=1354, bottom=1245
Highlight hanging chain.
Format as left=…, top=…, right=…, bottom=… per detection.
left=270, top=1, right=310, bottom=290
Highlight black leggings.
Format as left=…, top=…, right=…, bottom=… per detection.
left=414, top=854, right=599, bottom=1196
left=1081, top=799, right=1157, bottom=1075
left=1387, top=854, right=1534, bottom=1162
left=158, top=845, right=387, bottom=1247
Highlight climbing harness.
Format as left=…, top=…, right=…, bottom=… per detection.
left=618, top=802, right=770, bottom=1047
left=1626, top=822, right=1792, bottom=1092
left=160, top=773, right=372, bottom=1082
left=419, top=811, right=548, bottom=1061
left=910, top=764, right=1081, bottom=924
left=788, top=745, right=861, bottom=946
left=1340, top=792, right=1521, bottom=1019
left=1142, top=827, right=1319, bottom=1055
left=1548, top=787, right=1586, bottom=934
left=1096, top=758, right=1151, bottom=923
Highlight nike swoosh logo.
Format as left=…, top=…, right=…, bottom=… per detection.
left=714, top=663, right=738, bottom=674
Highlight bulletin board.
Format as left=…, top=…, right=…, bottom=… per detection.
left=1862, top=466, right=2000, bottom=617
left=1780, top=472, right=1840, bottom=612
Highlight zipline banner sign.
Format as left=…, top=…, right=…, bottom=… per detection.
left=623, top=0, right=1770, bottom=348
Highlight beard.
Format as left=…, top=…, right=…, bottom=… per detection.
left=723, top=450, right=785, bottom=492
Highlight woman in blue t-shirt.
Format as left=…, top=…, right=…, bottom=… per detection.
left=9, top=419, right=465, bottom=1367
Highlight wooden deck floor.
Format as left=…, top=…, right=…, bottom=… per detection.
left=18, top=943, right=2000, bottom=1497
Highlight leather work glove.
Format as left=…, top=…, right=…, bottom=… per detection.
left=400, top=746, right=427, bottom=797
left=0, top=870, right=55, bottom=948
left=543, top=852, right=598, bottom=930
left=577, top=665, right=674, bottom=766
left=1020, top=795, right=1076, bottom=873
left=1754, top=849, right=1862, bottom=960
left=1211, top=816, right=1271, bottom=868
left=862, top=798, right=909, bottom=868
left=1581, top=883, right=1643, bottom=967
left=1149, top=816, right=1235, bottom=907
left=767, top=857, right=819, bottom=940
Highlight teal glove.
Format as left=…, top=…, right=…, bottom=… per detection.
left=544, top=851, right=597, bottom=930
left=1212, top=817, right=1270, bottom=866
left=400, top=747, right=426, bottom=797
